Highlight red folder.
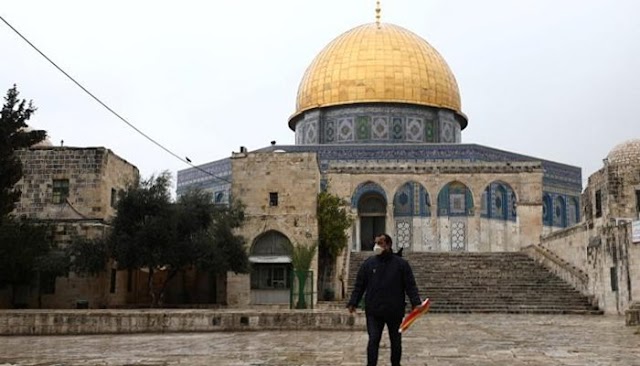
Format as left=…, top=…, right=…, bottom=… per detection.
left=399, top=298, right=431, bottom=333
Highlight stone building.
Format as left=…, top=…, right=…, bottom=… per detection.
left=0, top=146, right=139, bottom=309
left=177, top=22, right=584, bottom=307
left=539, top=139, right=640, bottom=315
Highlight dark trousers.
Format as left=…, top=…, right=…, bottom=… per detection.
left=366, top=313, right=403, bottom=366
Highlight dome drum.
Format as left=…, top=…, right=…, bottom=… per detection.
left=294, top=103, right=463, bottom=145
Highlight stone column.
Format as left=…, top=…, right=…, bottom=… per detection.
left=226, top=272, right=250, bottom=307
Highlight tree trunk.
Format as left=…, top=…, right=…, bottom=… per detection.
left=148, top=268, right=156, bottom=307
left=318, top=253, right=335, bottom=300
left=158, top=269, right=178, bottom=307
left=295, top=270, right=308, bottom=309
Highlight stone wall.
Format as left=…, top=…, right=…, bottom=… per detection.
left=540, top=224, right=590, bottom=271
left=539, top=153, right=640, bottom=315
left=14, top=147, right=138, bottom=221
left=541, top=223, right=638, bottom=315
left=1, top=221, right=137, bottom=309
left=1, top=147, right=139, bottom=309
left=0, top=309, right=365, bottom=335
left=583, top=162, right=640, bottom=225
left=230, top=152, right=321, bottom=306
left=626, top=302, right=640, bottom=326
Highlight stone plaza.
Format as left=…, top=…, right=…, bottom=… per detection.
left=1, top=313, right=638, bottom=366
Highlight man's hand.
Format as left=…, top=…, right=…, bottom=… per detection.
left=347, top=305, right=356, bottom=314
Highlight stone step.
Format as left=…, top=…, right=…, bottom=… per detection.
left=348, top=251, right=602, bottom=315
left=394, top=280, right=570, bottom=284
left=427, top=308, right=604, bottom=315
left=419, top=286, right=579, bottom=291
left=427, top=300, right=594, bottom=306
left=423, top=294, right=590, bottom=299
left=426, top=302, right=597, bottom=308
left=423, top=298, right=589, bottom=303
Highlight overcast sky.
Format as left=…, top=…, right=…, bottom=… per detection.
left=2, top=0, right=639, bottom=189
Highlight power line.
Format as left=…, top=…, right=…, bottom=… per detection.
left=0, top=14, right=231, bottom=184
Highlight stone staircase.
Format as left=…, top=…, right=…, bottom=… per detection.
left=348, top=251, right=603, bottom=315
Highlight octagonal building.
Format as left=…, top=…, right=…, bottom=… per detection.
left=176, top=21, right=582, bottom=306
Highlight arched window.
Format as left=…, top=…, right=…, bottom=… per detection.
left=555, top=196, right=567, bottom=227
left=438, top=181, right=473, bottom=216
left=251, top=231, right=291, bottom=256
left=494, top=185, right=506, bottom=219
left=351, top=181, right=387, bottom=208
left=393, top=181, right=430, bottom=217
left=543, top=194, right=553, bottom=226
left=481, top=182, right=516, bottom=221
left=567, top=197, right=579, bottom=226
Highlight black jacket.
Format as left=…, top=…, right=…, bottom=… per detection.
left=347, top=251, right=421, bottom=318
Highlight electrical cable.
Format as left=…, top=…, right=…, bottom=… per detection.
left=0, top=14, right=231, bottom=184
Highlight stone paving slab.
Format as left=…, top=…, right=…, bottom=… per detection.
left=0, top=313, right=638, bottom=366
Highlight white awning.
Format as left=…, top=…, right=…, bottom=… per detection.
left=249, top=255, right=292, bottom=264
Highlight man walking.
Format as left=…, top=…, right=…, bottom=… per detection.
left=347, top=233, right=421, bottom=366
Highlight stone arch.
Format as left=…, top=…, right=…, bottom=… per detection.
left=357, top=192, right=387, bottom=251
left=249, top=230, right=292, bottom=304
left=437, top=181, right=474, bottom=217
left=481, top=181, right=517, bottom=221
left=393, top=181, right=430, bottom=217
left=250, top=230, right=292, bottom=257
left=543, top=193, right=553, bottom=226
left=353, top=182, right=388, bottom=252
left=351, top=181, right=387, bottom=208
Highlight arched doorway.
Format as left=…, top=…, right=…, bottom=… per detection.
left=358, top=193, right=387, bottom=251
left=249, top=230, right=292, bottom=304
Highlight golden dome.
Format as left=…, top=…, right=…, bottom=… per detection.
left=289, top=23, right=464, bottom=129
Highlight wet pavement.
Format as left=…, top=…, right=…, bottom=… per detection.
left=0, top=313, right=639, bottom=365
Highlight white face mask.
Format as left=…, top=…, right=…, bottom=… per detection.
left=373, top=244, right=384, bottom=255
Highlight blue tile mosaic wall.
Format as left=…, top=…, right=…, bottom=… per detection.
left=480, top=182, right=517, bottom=222
left=425, top=120, right=435, bottom=142
left=371, top=116, right=389, bottom=140
left=324, top=119, right=336, bottom=143
left=392, top=117, right=404, bottom=141
left=356, top=116, right=371, bottom=140
left=437, top=182, right=474, bottom=217
left=176, top=158, right=232, bottom=198
left=393, top=182, right=430, bottom=217
left=337, top=118, right=355, bottom=142
left=295, top=104, right=461, bottom=144
left=543, top=194, right=553, bottom=226
left=567, top=197, right=579, bottom=226
left=554, top=196, right=567, bottom=227
left=542, top=191, right=580, bottom=228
